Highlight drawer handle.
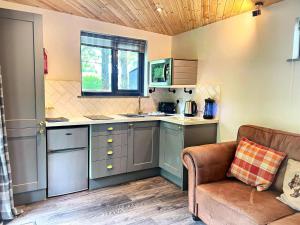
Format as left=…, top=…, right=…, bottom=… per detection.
left=107, top=150, right=113, bottom=155
left=65, top=133, right=73, bottom=136
left=107, top=139, right=113, bottom=143
left=107, top=127, right=114, bottom=131
left=106, top=164, right=113, bottom=170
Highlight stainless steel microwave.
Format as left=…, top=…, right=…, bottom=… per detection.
left=149, top=58, right=172, bottom=86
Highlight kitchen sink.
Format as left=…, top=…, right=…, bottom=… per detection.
left=84, top=115, right=114, bottom=120
left=120, top=113, right=174, bottom=118
left=120, top=114, right=146, bottom=118
left=147, top=113, right=174, bottom=117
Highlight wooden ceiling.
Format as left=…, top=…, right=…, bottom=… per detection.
left=5, top=0, right=282, bottom=35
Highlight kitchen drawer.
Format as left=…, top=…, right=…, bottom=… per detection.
left=128, top=121, right=159, bottom=128
left=47, top=127, right=88, bottom=150
left=92, top=123, right=127, bottom=136
left=92, top=133, right=127, bottom=149
left=91, top=145, right=127, bottom=161
left=90, top=157, right=127, bottom=179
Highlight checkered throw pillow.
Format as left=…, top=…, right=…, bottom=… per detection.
left=227, top=138, right=286, bottom=191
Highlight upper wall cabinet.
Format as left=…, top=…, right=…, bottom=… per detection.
left=172, top=59, right=198, bottom=85
left=149, top=58, right=198, bottom=89
left=0, top=9, right=46, bottom=203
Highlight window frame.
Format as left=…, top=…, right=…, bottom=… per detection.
left=80, top=33, right=146, bottom=97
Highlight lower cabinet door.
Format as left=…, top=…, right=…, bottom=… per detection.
left=8, top=128, right=40, bottom=194
left=159, top=123, right=184, bottom=178
left=127, top=122, right=159, bottom=172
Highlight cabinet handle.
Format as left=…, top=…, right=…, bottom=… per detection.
left=107, top=139, right=113, bottom=143
left=106, top=164, right=113, bottom=170
left=107, top=127, right=114, bottom=131
left=38, top=121, right=46, bottom=135
left=65, top=133, right=72, bottom=136
left=107, top=150, right=113, bottom=155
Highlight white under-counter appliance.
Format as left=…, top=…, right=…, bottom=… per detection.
left=47, top=127, right=89, bottom=197
left=149, top=58, right=198, bottom=87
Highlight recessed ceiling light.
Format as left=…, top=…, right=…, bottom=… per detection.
left=156, top=4, right=163, bottom=13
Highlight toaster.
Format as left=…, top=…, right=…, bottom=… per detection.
left=158, top=102, right=176, bottom=114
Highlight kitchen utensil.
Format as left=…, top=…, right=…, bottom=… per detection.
left=184, top=100, right=197, bottom=117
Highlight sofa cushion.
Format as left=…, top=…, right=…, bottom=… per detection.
left=270, top=134, right=300, bottom=192
left=277, top=159, right=300, bottom=211
left=196, top=179, right=295, bottom=225
left=268, top=213, right=300, bottom=225
left=227, top=138, right=286, bottom=191
left=237, top=125, right=300, bottom=192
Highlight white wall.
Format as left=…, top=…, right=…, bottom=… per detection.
left=172, top=0, right=300, bottom=141
left=0, top=0, right=172, bottom=81
left=0, top=0, right=173, bottom=116
left=2, top=0, right=300, bottom=134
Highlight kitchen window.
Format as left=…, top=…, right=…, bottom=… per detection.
left=80, top=31, right=146, bottom=96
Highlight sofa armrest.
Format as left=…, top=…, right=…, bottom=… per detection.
left=181, top=141, right=237, bottom=215
left=182, top=141, right=237, bottom=183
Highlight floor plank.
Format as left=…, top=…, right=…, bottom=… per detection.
left=8, top=177, right=205, bottom=225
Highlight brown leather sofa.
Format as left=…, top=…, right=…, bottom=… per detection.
left=182, top=125, right=300, bottom=225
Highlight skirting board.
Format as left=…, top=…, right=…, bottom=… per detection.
left=14, top=189, right=46, bottom=206
left=159, top=167, right=188, bottom=191
left=89, top=168, right=160, bottom=190
left=160, top=169, right=184, bottom=189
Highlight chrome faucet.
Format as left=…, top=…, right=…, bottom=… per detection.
left=138, top=96, right=143, bottom=115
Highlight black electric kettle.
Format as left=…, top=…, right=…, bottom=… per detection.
left=184, top=100, right=198, bottom=117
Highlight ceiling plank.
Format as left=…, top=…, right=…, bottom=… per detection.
left=222, top=0, right=236, bottom=19
left=209, top=0, right=219, bottom=24
left=216, top=0, right=227, bottom=22
left=3, top=0, right=283, bottom=35
left=231, top=0, right=245, bottom=16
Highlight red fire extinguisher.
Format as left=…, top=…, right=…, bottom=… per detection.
left=43, top=48, right=48, bottom=74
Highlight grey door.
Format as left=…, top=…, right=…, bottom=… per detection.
left=0, top=9, right=45, bottom=194
left=127, top=122, right=159, bottom=172
left=159, top=122, right=184, bottom=178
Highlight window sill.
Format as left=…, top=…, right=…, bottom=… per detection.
left=287, top=58, right=300, bottom=62
left=77, top=95, right=149, bottom=99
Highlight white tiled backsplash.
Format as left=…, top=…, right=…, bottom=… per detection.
left=45, top=80, right=170, bottom=118
left=45, top=80, right=220, bottom=118
left=172, top=85, right=221, bottom=117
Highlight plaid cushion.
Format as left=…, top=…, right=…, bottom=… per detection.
left=227, top=137, right=286, bottom=191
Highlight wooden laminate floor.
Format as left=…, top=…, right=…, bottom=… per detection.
left=8, top=177, right=205, bottom=225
